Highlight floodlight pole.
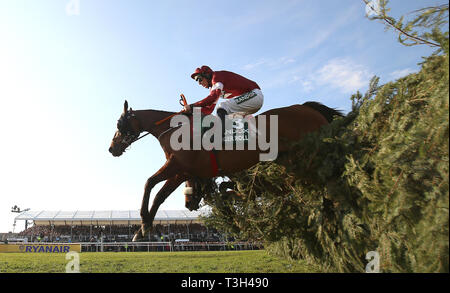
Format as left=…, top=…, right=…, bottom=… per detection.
left=10, top=205, right=30, bottom=232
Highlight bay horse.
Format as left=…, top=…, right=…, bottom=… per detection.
left=109, top=100, right=342, bottom=241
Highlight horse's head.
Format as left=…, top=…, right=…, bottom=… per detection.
left=184, top=180, right=203, bottom=211
left=109, top=100, right=141, bottom=157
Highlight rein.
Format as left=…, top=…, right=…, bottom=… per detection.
left=131, top=131, right=151, bottom=143
left=125, top=94, right=189, bottom=146
left=157, top=124, right=182, bottom=141
left=127, top=114, right=182, bottom=146
left=154, top=94, right=188, bottom=125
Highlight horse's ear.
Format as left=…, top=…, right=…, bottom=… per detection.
left=124, top=100, right=128, bottom=113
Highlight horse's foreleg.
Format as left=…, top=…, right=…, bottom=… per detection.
left=146, top=174, right=187, bottom=233
left=133, top=174, right=186, bottom=241
left=139, top=156, right=178, bottom=223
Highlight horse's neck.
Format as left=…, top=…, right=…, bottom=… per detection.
left=134, top=109, right=175, bottom=138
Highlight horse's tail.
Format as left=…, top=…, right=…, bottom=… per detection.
left=302, top=101, right=343, bottom=123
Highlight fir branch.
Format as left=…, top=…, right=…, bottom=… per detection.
left=362, top=0, right=443, bottom=47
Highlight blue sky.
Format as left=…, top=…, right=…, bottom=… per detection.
left=0, top=0, right=441, bottom=232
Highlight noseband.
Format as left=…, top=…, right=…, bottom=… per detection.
left=117, top=110, right=150, bottom=148
left=117, top=110, right=182, bottom=151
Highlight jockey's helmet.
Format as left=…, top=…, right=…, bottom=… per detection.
left=191, top=65, right=213, bottom=82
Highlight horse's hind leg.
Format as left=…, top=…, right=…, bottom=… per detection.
left=133, top=174, right=187, bottom=241
left=219, top=181, right=236, bottom=194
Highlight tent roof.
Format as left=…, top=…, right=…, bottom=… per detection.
left=15, top=209, right=209, bottom=225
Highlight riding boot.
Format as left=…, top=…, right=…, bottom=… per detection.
left=217, top=108, right=228, bottom=139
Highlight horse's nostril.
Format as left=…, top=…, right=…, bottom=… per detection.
left=109, top=147, right=113, bottom=153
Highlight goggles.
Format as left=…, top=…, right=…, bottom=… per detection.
left=194, top=75, right=203, bottom=83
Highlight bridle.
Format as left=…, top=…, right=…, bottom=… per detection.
left=115, top=94, right=190, bottom=151
left=116, top=109, right=182, bottom=150
left=116, top=110, right=150, bottom=149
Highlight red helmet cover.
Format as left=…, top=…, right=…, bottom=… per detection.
left=191, top=65, right=213, bottom=79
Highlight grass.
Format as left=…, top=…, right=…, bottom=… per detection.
left=0, top=250, right=321, bottom=273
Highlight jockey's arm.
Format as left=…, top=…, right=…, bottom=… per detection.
left=191, top=82, right=224, bottom=108
left=184, top=91, right=220, bottom=115
left=192, top=88, right=221, bottom=108
left=184, top=82, right=223, bottom=115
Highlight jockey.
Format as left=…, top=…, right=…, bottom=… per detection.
left=184, top=65, right=264, bottom=135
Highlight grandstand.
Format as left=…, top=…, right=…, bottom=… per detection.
left=13, top=208, right=225, bottom=244
left=15, top=209, right=207, bottom=226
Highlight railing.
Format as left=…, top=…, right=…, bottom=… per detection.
left=79, top=241, right=263, bottom=252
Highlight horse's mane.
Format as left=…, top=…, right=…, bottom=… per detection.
left=302, top=101, right=343, bottom=123
left=137, top=109, right=176, bottom=115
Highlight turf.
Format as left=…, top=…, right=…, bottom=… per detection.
left=0, top=250, right=320, bottom=273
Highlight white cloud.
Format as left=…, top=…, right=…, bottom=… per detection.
left=243, top=59, right=268, bottom=71
left=242, top=56, right=297, bottom=72
left=314, top=58, right=373, bottom=93
left=254, top=57, right=372, bottom=95
left=230, top=0, right=303, bottom=30
left=390, top=68, right=416, bottom=79
left=280, top=57, right=296, bottom=65
left=293, top=4, right=359, bottom=55
left=300, top=79, right=314, bottom=92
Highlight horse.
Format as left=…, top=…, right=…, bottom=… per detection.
left=109, top=100, right=342, bottom=241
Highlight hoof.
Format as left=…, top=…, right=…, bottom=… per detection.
left=132, top=234, right=140, bottom=242
left=132, top=223, right=151, bottom=242
left=132, top=231, right=144, bottom=242
left=132, top=227, right=146, bottom=242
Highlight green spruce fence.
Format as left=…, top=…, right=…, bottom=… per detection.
left=202, top=39, right=449, bottom=273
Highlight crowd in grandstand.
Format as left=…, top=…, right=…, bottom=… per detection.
left=18, top=223, right=224, bottom=243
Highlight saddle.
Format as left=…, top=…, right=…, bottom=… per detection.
left=185, top=112, right=257, bottom=176
left=198, top=112, right=256, bottom=145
